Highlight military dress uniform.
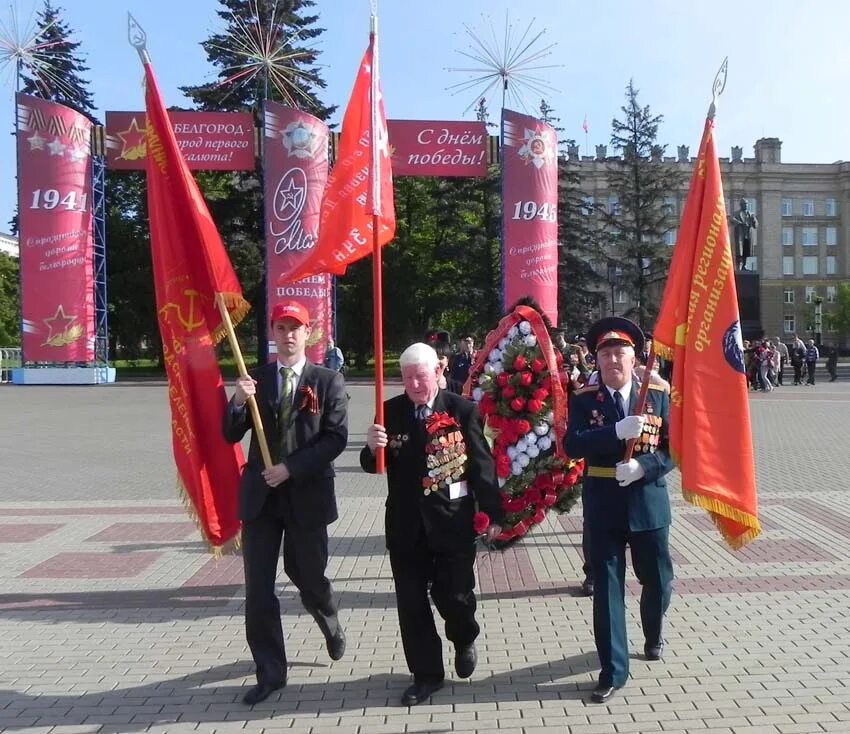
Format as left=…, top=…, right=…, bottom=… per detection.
left=563, top=317, right=674, bottom=698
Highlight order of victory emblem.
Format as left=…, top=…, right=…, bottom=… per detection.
left=281, top=121, right=319, bottom=159
left=518, top=127, right=555, bottom=169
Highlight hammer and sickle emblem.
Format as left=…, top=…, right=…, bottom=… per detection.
left=159, top=289, right=205, bottom=333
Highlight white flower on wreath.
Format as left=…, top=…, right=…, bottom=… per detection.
left=515, top=438, right=528, bottom=453
left=537, top=435, right=553, bottom=451
left=472, top=387, right=484, bottom=402
left=534, top=422, right=549, bottom=436
left=523, top=334, right=538, bottom=348
left=507, top=445, right=518, bottom=460
left=492, top=362, right=505, bottom=375
left=525, top=431, right=538, bottom=445
left=526, top=444, right=540, bottom=459
left=498, top=337, right=510, bottom=350
left=508, top=325, right=519, bottom=338
left=484, top=363, right=496, bottom=375
left=518, top=320, right=532, bottom=335
left=517, top=453, right=530, bottom=468
left=489, top=348, right=502, bottom=363
left=511, top=461, right=523, bottom=476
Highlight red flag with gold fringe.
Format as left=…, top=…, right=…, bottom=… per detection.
left=653, top=117, right=760, bottom=549
left=143, top=59, right=248, bottom=553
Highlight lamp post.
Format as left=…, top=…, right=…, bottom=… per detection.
left=607, top=262, right=621, bottom=317
left=814, top=295, right=823, bottom=347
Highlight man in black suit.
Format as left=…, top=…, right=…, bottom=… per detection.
left=361, top=342, right=504, bottom=706
left=223, top=300, right=348, bottom=706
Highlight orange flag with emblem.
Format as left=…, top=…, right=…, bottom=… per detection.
left=143, top=59, right=248, bottom=553
left=653, top=117, right=760, bottom=549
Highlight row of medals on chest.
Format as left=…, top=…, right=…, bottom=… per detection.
left=423, top=430, right=467, bottom=494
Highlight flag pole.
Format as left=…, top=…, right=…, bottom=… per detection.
left=370, top=4, right=385, bottom=473
left=216, top=295, right=274, bottom=470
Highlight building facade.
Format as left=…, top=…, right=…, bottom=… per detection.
left=0, top=232, right=18, bottom=258
left=570, top=138, right=850, bottom=346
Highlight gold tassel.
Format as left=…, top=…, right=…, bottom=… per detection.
left=681, top=488, right=762, bottom=550
left=211, top=293, right=251, bottom=346
left=175, top=473, right=241, bottom=557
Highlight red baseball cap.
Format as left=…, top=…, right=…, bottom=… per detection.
left=270, top=300, right=310, bottom=327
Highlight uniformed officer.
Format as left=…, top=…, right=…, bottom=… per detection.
left=563, top=317, right=674, bottom=704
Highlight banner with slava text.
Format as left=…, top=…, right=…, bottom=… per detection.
left=264, top=102, right=332, bottom=364
left=16, top=94, right=95, bottom=362
left=501, top=109, right=558, bottom=325
left=653, top=118, right=760, bottom=550
left=144, top=60, right=249, bottom=553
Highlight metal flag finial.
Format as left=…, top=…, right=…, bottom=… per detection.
left=707, top=56, right=728, bottom=120
left=127, top=12, right=150, bottom=63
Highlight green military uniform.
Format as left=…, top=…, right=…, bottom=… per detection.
left=563, top=318, right=674, bottom=695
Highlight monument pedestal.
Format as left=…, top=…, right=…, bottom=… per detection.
left=735, top=271, right=762, bottom=340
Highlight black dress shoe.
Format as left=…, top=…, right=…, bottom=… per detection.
left=581, top=578, right=594, bottom=597
left=590, top=684, right=620, bottom=704
left=645, top=641, right=664, bottom=661
left=242, top=680, right=285, bottom=706
left=327, top=626, right=346, bottom=661
left=401, top=679, right=443, bottom=706
left=454, top=643, right=477, bottom=678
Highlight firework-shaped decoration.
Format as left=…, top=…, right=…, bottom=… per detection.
left=0, top=3, right=78, bottom=98
left=209, top=0, right=322, bottom=106
left=446, top=11, right=561, bottom=115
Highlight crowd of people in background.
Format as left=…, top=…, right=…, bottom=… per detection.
left=743, top=335, right=839, bottom=388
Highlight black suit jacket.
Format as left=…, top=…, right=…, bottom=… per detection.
left=222, top=361, right=348, bottom=526
left=360, top=389, right=504, bottom=553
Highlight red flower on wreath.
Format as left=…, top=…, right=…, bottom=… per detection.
left=502, top=385, right=516, bottom=399
left=510, top=397, right=526, bottom=412
left=531, top=358, right=546, bottom=374
left=497, top=372, right=510, bottom=387
left=513, top=355, right=527, bottom=371
left=518, top=372, right=533, bottom=387
left=527, top=398, right=543, bottom=414
left=515, top=419, right=531, bottom=435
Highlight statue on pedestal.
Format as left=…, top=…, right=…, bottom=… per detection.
left=730, top=198, right=758, bottom=271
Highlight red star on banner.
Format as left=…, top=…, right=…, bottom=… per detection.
left=116, top=117, right=148, bottom=161
left=42, top=304, right=77, bottom=345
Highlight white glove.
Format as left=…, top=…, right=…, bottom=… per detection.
left=615, top=415, right=645, bottom=440
left=616, top=459, right=646, bottom=487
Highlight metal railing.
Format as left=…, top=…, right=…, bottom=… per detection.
left=0, top=348, right=21, bottom=384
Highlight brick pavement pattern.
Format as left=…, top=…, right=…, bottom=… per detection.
left=1, top=381, right=849, bottom=733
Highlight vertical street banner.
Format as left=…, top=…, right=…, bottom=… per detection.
left=16, top=93, right=95, bottom=362
left=501, top=108, right=559, bottom=325
left=264, top=102, right=332, bottom=363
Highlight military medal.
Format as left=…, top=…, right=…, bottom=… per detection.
left=422, top=412, right=467, bottom=494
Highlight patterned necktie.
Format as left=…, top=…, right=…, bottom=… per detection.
left=416, top=404, right=429, bottom=421
left=278, top=367, right=295, bottom=460
left=613, top=390, right=626, bottom=420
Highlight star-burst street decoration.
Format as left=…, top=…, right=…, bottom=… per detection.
left=210, top=0, right=321, bottom=107
left=0, top=3, right=79, bottom=99
left=446, top=12, right=561, bottom=115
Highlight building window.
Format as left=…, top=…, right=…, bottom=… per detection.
left=783, top=256, right=794, bottom=275
left=805, top=286, right=816, bottom=303
left=781, top=198, right=792, bottom=216
left=745, top=197, right=757, bottom=215
left=663, top=229, right=677, bottom=246
left=802, top=199, right=815, bottom=216
left=663, top=196, right=676, bottom=216
left=581, top=196, right=595, bottom=216
left=608, top=195, right=621, bottom=215
left=615, top=288, right=627, bottom=304
left=827, top=286, right=837, bottom=303
left=802, top=227, right=818, bottom=246
left=802, top=256, right=818, bottom=275
left=782, top=227, right=794, bottom=246
left=826, top=198, right=837, bottom=217
left=827, top=256, right=837, bottom=275
left=784, top=289, right=795, bottom=304
left=826, top=227, right=837, bottom=246
left=784, top=316, right=796, bottom=333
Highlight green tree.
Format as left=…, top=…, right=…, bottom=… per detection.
left=0, top=253, right=20, bottom=346
left=538, top=100, right=603, bottom=335
left=825, top=282, right=850, bottom=342
left=19, top=0, right=95, bottom=114
left=181, top=0, right=334, bottom=362
left=602, top=80, right=681, bottom=329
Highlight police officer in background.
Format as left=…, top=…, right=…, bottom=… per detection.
left=564, top=317, right=674, bottom=704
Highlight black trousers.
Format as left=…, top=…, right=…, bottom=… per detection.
left=241, top=507, right=338, bottom=685
left=793, top=363, right=803, bottom=384
left=806, top=361, right=817, bottom=384
left=582, top=516, right=593, bottom=581
left=389, top=546, right=479, bottom=683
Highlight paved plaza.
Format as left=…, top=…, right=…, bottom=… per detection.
left=1, top=379, right=850, bottom=734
